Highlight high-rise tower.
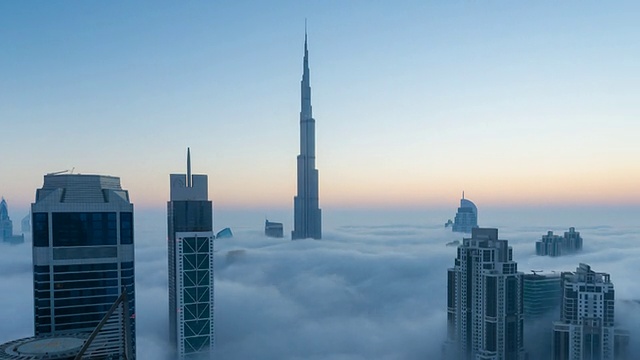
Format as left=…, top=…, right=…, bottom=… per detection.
left=445, top=228, right=526, bottom=360
left=0, top=197, right=13, bottom=240
left=452, top=192, right=478, bottom=233
left=292, top=27, right=322, bottom=240
left=552, top=263, right=628, bottom=360
left=168, top=148, right=215, bottom=359
left=31, top=173, right=136, bottom=359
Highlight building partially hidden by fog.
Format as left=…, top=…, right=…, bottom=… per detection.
left=445, top=228, right=526, bottom=360
left=292, top=28, right=322, bottom=240
left=451, top=193, right=478, bottom=233
left=216, top=227, right=233, bottom=239
left=31, top=173, right=136, bottom=359
left=536, top=227, right=583, bottom=257
left=1, top=197, right=24, bottom=244
left=523, top=271, right=562, bottom=359
left=21, top=212, right=31, bottom=234
left=168, top=149, right=215, bottom=359
left=523, top=271, right=562, bottom=318
left=552, top=263, right=628, bottom=360
left=265, top=219, right=284, bottom=238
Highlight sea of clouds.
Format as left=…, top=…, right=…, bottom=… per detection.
left=1, top=207, right=639, bottom=359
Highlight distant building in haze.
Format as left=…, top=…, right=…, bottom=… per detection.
left=0, top=197, right=24, bottom=244
left=445, top=228, right=526, bottom=360
left=265, top=219, right=284, bottom=238
left=216, top=227, right=233, bottom=239
left=292, top=27, right=322, bottom=240
left=168, top=149, right=215, bottom=359
left=451, top=192, right=478, bottom=233
left=31, top=173, right=136, bottom=359
left=0, top=197, right=13, bottom=239
left=552, top=263, right=628, bottom=360
left=535, top=227, right=583, bottom=257
left=21, top=212, right=31, bottom=233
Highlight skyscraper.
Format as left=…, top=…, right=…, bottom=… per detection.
left=0, top=197, right=13, bottom=240
left=523, top=272, right=562, bottom=360
left=31, top=173, right=135, bottom=359
left=168, top=149, right=215, bottom=359
left=552, top=263, right=628, bottom=360
left=445, top=228, right=526, bottom=360
left=523, top=272, right=562, bottom=318
left=535, top=228, right=583, bottom=257
left=1, top=197, right=24, bottom=243
left=452, top=192, right=478, bottom=233
left=292, top=27, right=322, bottom=240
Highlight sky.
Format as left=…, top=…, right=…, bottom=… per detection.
left=1, top=1, right=640, bottom=214
left=1, top=213, right=640, bottom=359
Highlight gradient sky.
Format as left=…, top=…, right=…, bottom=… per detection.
left=1, top=1, right=639, bottom=212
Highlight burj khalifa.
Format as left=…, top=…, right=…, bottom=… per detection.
left=292, top=29, right=322, bottom=240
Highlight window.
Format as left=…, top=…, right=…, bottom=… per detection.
left=33, top=213, right=49, bottom=247
left=52, top=212, right=117, bottom=246
left=120, top=212, right=133, bottom=244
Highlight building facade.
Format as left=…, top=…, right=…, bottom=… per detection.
left=168, top=149, right=215, bottom=359
left=535, top=228, right=583, bottom=257
left=452, top=193, right=478, bottom=233
left=445, top=228, right=526, bottom=360
left=523, top=272, right=562, bottom=318
left=292, top=29, right=322, bottom=240
left=552, top=263, right=628, bottom=360
left=31, top=173, right=135, bottom=359
left=523, top=272, right=562, bottom=360
left=265, top=219, right=284, bottom=238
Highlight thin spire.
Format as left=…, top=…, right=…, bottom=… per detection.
left=462, top=191, right=465, bottom=199
left=187, top=147, right=192, bottom=188
left=301, top=19, right=312, bottom=121
left=303, top=19, right=309, bottom=65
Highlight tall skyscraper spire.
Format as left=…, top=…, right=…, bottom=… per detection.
left=292, top=24, right=322, bottom=240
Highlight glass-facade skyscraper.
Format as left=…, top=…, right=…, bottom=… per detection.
left=32, top=173, right=135, bottom=359
left=292, top=28, right=322, bottom=240
left=523, top=272, right=562, bottom=318
left=452, top=193, right=478, bottom=233
left=168, top=149, right=215, bottom=359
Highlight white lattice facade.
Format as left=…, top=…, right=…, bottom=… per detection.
left=175, top=232, right=215, bottom=359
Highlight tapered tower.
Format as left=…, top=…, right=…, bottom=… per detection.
left=168, top=148, right=215, bottom=359
left=292, top=26, right=322, bottom=240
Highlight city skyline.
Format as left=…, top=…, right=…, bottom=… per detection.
left=1, top=1, right=640, bottom=211
left=2, top=190, right=640, bottom=358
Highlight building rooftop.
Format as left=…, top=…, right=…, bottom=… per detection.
left=34, top=173, right=129, bottom=204
left=0, top=334, right=87, bottom=359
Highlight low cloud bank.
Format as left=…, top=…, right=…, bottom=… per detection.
left=1, top=210, right=639, bottom=359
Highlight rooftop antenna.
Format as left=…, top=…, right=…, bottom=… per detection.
left=187, top=147, right=192, bottom=188
left=462, top=191, right=465, bottom=199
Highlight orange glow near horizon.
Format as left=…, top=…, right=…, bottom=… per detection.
left=6, top=163, right=638, bottom=211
